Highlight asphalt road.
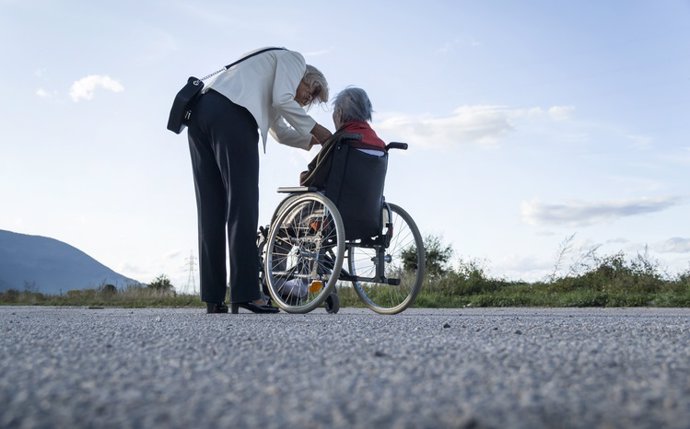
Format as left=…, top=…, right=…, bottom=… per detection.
left=1, top=306, right=689, bottom=429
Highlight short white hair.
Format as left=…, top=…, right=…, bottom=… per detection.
left=332, top=87, right=373, bottom=123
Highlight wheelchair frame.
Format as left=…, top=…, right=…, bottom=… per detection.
left=257, top=142, right=426, bottom=315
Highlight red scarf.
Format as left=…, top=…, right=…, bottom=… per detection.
left=338, top=121, right=386, bottom=151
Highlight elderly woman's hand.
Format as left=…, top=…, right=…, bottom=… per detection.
left=308, top=136, right=321, bottom=149
left=311, top=123, right=332, bottom=144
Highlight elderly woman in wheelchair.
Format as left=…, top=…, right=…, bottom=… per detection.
left=258, top=87, right=425, bottom=314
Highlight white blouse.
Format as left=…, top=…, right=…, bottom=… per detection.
left=204, top=48, right=317, bottom=152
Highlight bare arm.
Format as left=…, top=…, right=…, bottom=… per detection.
left=311, top=123, right=332, bottom=144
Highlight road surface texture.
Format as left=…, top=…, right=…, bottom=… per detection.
left=1, top=306, right=688, bottom=429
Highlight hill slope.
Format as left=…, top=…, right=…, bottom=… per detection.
left=0, top=229, right=139, bottom=294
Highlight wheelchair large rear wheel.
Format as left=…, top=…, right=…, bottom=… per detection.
left=348, top=203, right=425, bottom=314
left=264, top=193, right=345, bottom=313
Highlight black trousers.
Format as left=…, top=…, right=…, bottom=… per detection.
left=187, top=90, right=260, bottom=304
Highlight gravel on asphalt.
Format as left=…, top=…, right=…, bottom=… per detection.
left=1, top=306, right=689, bottom=429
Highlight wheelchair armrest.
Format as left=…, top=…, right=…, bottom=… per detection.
left=386, top=142, right=408, bottom=151
left=277, top=186, right=318, bottom=194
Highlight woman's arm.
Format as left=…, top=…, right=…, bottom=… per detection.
left=271, top=52, right=316, bottom=135
left=269, top=117, right=313, bottom=150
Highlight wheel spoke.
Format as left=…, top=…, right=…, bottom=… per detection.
left=264, top=194, right=345, bottom=313
left=348, top=203, right=425, bottom=314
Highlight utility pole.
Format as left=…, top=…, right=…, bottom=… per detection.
left=184, top=251, right=197, bottom=295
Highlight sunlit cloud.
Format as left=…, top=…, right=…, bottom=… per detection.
left=375, top=104, right=574, bottom=147
left=69, top=75, right=124, bottom=102
left=35, top=88, right=52, bottom=98
left=376, top=105, right=513, bottom=147
left=548, top=105, right=575, bottom=121
left=656, top=237, right=690, bottom=253
left=521, top=196, right=683, bottom=227
left=120, top=263, right=149, bottom=276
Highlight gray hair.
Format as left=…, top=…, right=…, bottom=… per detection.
left=303, top=64, right=329, bottom=104
left=332, top=87, right=373, bottom=123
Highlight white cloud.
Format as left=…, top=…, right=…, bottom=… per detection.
left=376, top=105, right=514, bottom=147
left=521, top=196, right=683, bottom=227
left=35, top=88, right=51, bottom=98
left=605, top=238, right=630, bottom=245
left=69, top=75, right=124, bottom=102
left=657, top=237, right=690, bottom=253
left=492, top=253, right=553, bottom=281
left=548, top=105, right=575, bottom=121
left=165, top=249, right=183, bottom=260
left=120, top=262, right=149, bottom=276
left=375, top=104, right=574, bottom=147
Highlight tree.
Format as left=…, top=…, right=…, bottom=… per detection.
left=402, top=234, right=453, bottom=278
left=148, top=274, right=174, bottom=291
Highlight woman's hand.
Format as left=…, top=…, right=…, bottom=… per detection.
left=311, top=123, right=332, bottom=144
left=308, top=136, right=320, bottom=149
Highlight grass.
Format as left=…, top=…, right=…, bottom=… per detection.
left=0, top=284, right=204, bottom=308
left=2, top=251, right=689, bottom=309
left=336, top=250, right=690, bottom=309
left=408, top=252, right=690, bottom=308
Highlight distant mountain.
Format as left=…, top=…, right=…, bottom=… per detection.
left=0, top=229, right=140, bottom=294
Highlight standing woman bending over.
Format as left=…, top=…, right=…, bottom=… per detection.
left=187, top=47, right=332, bottom=314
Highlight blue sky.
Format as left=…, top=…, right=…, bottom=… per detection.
left=1, top=1, right=689, bottom=292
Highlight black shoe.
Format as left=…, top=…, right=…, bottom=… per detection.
left=231, top=301, right=280, bottom=314
left=206, top=302, right=229, bottom=314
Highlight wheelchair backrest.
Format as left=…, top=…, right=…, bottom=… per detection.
left=324, top=137, right=388, bottom=240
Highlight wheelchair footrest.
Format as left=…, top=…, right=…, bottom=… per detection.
left=277, top=186, right=318, bottom=194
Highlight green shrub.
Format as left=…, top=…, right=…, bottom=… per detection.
left=3, top=251, right=690, bottom=308
left=148, top=274, right=175, bottom=293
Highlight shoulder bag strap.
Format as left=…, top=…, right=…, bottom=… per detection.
left=199, top=47, right=287, bottom=81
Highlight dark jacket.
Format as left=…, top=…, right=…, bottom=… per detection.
left=299, top=121, right=385, bottom=187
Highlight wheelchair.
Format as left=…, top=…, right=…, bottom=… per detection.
left=257, top=134, right=426, bottom=315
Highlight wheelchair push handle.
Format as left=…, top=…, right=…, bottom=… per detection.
left=386, top=142, right=408, bottom=151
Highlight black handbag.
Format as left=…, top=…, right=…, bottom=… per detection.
left=166, top=47, right=286, bottom=134
left=166, top=76, right=204, bottom=134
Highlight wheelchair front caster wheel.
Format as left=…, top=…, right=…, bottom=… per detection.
left=325, top=293, right=340, bottom=314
